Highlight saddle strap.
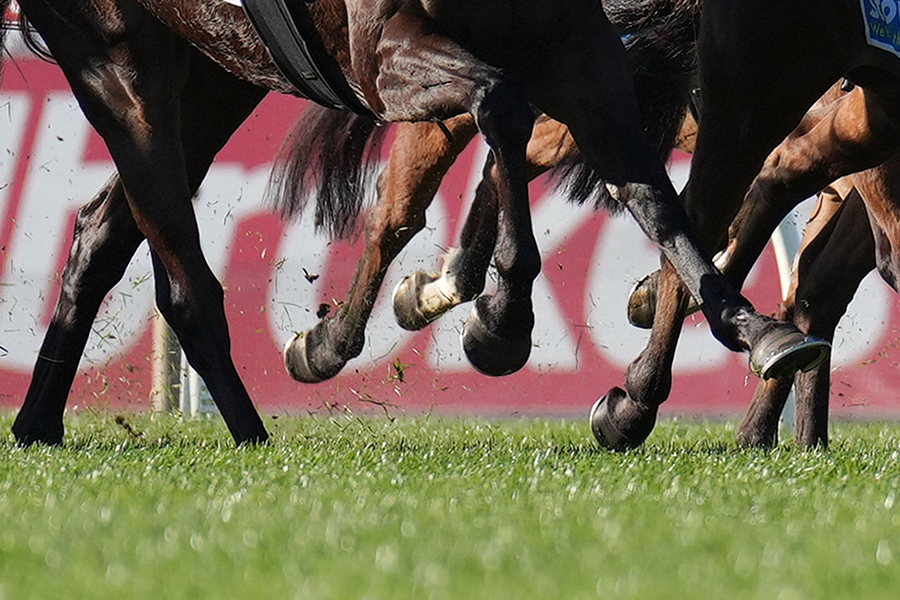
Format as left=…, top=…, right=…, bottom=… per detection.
left=241, top=0, right=373, bottom=115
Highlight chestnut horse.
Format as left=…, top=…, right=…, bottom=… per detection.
left=592, top=0, right=900, bottom=449
left=2, top=0, right=817, bottom=446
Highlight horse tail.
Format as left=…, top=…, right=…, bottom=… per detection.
left=266, top=105, right=388, bottom=240
left=552, top=0, right=699, bottom=209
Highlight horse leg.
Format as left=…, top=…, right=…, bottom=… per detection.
left=11, top=179, right=144, bottom=445
left=490, top=7, right=819, bottom=447
left=392, top=114, right=574, bottom=331
left=734, top=184, right=845, bottom=448
left=854, top=151, right=900, bottom=290
left=721, top=87, right=900, bottom=289
left=628, top=83, right=859, bottom=329
left=391, top=142, right=498, bottom=332
left=284, top=116, right=477, bottom=382
left=12, top=47, right=267, bottom=444
left=735, top=185, right=871, bottom=447
left=357, top=12, right=542, bottom=377
left=789, top=189, right=875, bottom=448
left=18, top=0, right=269, bottom=443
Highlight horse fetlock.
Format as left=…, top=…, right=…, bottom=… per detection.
left=393, top=271, right=449, bottom=330
left=461, top=296, right=532, bottom=376
left=734, top=424, right=779, bottom=449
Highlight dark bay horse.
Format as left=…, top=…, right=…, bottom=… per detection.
left=3, top=0, right=818, bottom=446
left=279, top=0, right=700, bottom=382
left=592, top=0, right=900, bottom=449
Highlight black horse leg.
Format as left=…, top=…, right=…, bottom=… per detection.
left=497, top=7, right=818, bottom=448
left=15, top=0, right=269, bottom=444
left=12, top=179, right=144, bottom=445
left=14, top=49, right=266, bottom=445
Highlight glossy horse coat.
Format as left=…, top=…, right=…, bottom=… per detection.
left=3, top=0, right=816, bottom=445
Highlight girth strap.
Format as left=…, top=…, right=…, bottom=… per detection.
left=241, top=0, right=373, bottom=115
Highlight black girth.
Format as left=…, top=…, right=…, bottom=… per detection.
left=241, top=0, right=374, bottom=115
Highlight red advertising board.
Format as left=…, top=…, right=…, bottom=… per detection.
left=2, top=41, right=900, bottom=419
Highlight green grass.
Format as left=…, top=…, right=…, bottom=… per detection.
left=1, top=411, right=899, bottom=600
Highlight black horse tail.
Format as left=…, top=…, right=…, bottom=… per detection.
left=266, top=106, right=388, bottom=239
left=552, top=0, right=700, bottom=209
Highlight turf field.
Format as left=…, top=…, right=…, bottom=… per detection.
left=0, top=411, right=898, bottom=599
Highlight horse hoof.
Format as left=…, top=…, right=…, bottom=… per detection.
left=627, top=271, right=702, bottom=329
left=461, top=303, right=531, bottom=376
left=392, top=271, right=440, bottom=331
left=626, top=272, right=658, bottom=330
left=11, top=421, right=64, bottom=447
left=749, top=327, right=830, bottom=380
left=734, top=426, right=777, bottom=449
left=283, top=332, right=346, bottom=383
left=589, top=387, right=657, bottom=451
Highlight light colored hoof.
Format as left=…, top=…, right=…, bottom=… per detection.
left=392, top=271, right=440, bottom=331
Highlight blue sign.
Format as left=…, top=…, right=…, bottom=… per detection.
left=862, top=0, right=900, bottom=58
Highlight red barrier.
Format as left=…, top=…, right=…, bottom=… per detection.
left=2, top=49, right=899, bottom=418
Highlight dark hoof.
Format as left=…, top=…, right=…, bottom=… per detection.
left=589, top=387, right=657, bottom=451
left=749, top=327, right=830, bottom=380
left=461, top=303, right=531, bottom=376
left=735, top=426, right=777, bottom=449
left=283, top=332, right=346, bottom=383
left=627, top=271, right=700, bottom=329
left=12, top=418, right=64, bottom=447
left=392, top=271, right=441, bottom=331
left=236, top=432, right=271, bottom=446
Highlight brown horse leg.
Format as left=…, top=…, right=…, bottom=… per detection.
left=364, top=12, right=540, bottom=377
left=734, top=185, right=845, bottom=448
left=392, top=115, right=574, bottom=331
left=789, top=189, right=875, bottom=448
left=284, top=116, right=477, bottom=382
left=12, top=49, right=267, bottom=445
left=629, top=86, right=852, bottom=329
left=735, top=184, right=870, bottom=448
left=854, top=150, right=900, bottom=290
left=720, top=87, right=898, bottom=290
left=17, top=0, right=269, bottom=444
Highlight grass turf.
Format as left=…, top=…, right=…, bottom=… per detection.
left=0, top=411, right=899, bottom=599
